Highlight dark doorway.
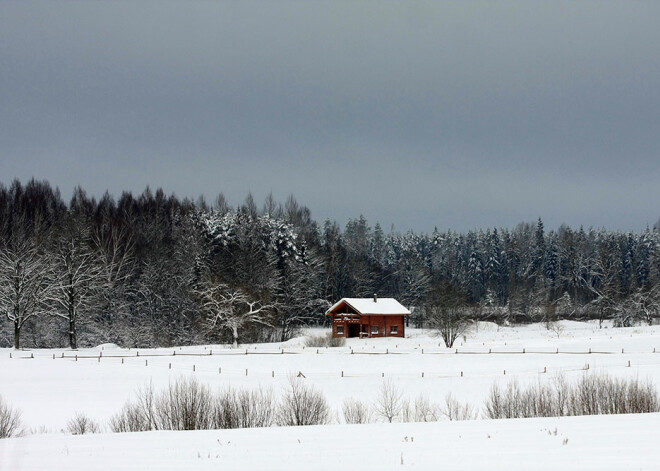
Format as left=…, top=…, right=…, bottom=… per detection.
left=348, top=324, right=360, bottom=338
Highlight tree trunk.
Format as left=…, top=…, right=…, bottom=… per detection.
left=232, top=326, right=239, bottom=349
left=68, top=289, right=77, bottom=349
left=573, top=276, right=579, bottom=316
left=13, top=321, right=20, bottom=350
left=69, top=316, right=77, bottom=350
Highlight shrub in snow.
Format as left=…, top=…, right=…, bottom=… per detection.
left=66, top=412, right=100, bottom=435
left=212, top=387, right=275, bottom=429
left=484, top=374, right=660, bottom=419
left=110, top=379, right=276, bottom=432
left=441, top=394, right=477, bottom=421
left=342, top=398, right=373, bottom=424
left=0, top=395, right=22, bottom=438
left=155, top=377, right=214, bottom=431
left=304, top=333, right=346, bottom=348
left=400, top=396, right=442, bottom=423
left=109, top=382, right=158, bottom=432
left=568, top=374, right=659, bottom=416
left=277, top=376, right=331, bottom=426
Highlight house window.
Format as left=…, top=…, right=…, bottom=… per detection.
left=336, top=325, right=344, bottom=335
left=371, top=325, right=379, bottom=335
left=390, top=325, right=398, bottom=334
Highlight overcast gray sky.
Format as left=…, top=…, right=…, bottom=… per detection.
left=1, top=1, right=659, bottom=233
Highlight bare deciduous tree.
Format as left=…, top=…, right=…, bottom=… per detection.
left=374, top=380, right=403, bottom=423
left=0, top=223, right=56, bottom=349
left=426, top=300, right=471, bottom=349
left=50, top=220, right=105, bottom=349
left=195, top=280, right=275, bottom=348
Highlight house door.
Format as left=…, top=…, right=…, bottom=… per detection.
left=347, top=324, right=360, bottom=338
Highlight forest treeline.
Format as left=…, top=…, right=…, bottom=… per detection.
left=1, top=178, right=659, bottom=349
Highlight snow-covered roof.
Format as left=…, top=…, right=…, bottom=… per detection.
left=326, top=298, right=411, bottom=316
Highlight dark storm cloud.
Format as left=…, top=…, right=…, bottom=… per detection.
left=1, top=1, right=659, bottom=232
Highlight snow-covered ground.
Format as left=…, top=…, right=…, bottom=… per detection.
left=2, top=320, right=660, bottom=469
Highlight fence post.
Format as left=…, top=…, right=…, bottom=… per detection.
left=503, top=370, right=506, bottom=375
left=122, top=358, right=124, bottom=364
left=422, top=372, right=424, bottom=378
left=193, top=365, right=196, bottom=372
left=461, top=371, right=463, bottom=377
left=246, top=368, right=248, bottom=376
left=145, top=360, right=148, bottom=367
left=341, top=370, right=344, bottom=378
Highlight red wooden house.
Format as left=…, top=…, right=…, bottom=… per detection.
left=326, top=296, right=411, bottom=338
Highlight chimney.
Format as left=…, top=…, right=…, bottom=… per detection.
left=374, top=293, right=377, bottom=303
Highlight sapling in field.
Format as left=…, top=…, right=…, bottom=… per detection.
left=374, top=380, right=403, bottom=423
left=0, top=395, right=23, bottom=438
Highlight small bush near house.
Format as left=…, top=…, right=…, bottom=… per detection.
left=304, top=333, right=346, bottom=348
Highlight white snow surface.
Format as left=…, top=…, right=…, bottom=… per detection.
left=327, top=297, right=411, bottom=315
left=2, top=320, right=660, bottom=469
left=3, top=414, right=658, bottom=470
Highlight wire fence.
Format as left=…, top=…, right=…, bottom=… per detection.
left=6, top=345, right=660, bottom=360
left=6, top=346, right=660, bottom=383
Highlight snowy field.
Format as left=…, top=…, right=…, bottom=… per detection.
left=3, top=320, right=660, bottom=469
